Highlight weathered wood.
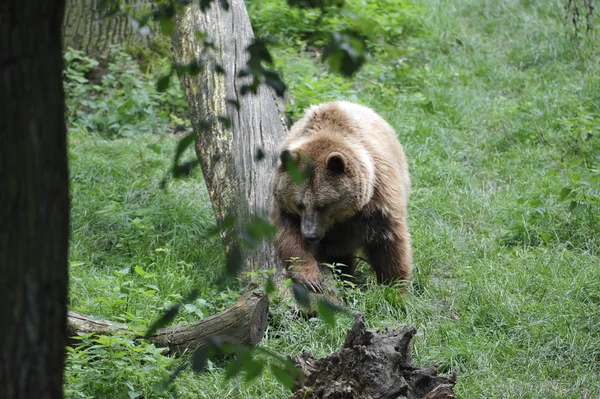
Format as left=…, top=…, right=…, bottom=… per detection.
left=68, top=290, right=269, bottom=355
left=291, top=314, right=457, bottom=399
left=171, top=0, right=287, bottom=280
left=67, top=311, right=129, bottom=336
left=63, top=0, right=151, bottom=57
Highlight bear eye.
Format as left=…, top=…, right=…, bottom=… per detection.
left=296, top=203, right=305, bottom=211
left=315, top=203, right=328, bottom=212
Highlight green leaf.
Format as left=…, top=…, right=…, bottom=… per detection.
left=243, top=217, right=276, bottom=247
left=292, top=283, right=311, bottom=308
left=539, top=232, right=552, bottom=244
left=270, top=364, right=295, bottom=391
left=217, top=115, right=232, bottom=128
left=156, top=74, right=171, bottom=92
left=97, top=0, right=121, bottom=17
left=226, top=98, right=240, bottom=110
left=247, top=39, right=274, bottom=65
left=255, top=147, right=265, bottom=161
left=214, top=64, right=226, bottom=75
left=244, top=361, right=264, bottom=382
left=264, top=70, right=287, bottom=97
left=324, top=31, right=366, bottom=77
left=174, top=131, right=196, bottom=164
left=184, top=304, right=197, bottom=313
left=207, top=215, right=237, bottom=236
left=317, top=299, right=347, bottom=327
left=159, top=18, right=174, bottom=36
left=317, top=299, right=336, bottom=326
left=559, top=187, right=574, bottom=201
left=224, top=353, right=243, bottom=380
left=192, top=347, right=208, bottom=372
left=170, top=131, right=199, bottom=179
left=265, top=277, right=277, bottom=296
left=281, top=151, right=305, bottom=185
left=199, top=0, right=215, bottom=11
left=219, top=0, right=230, bottom=11
left=144, top=303, right=181, bottom=338
left=146, top=143, right=162, bottom=154
left=172, top=159, right=199, bottom=178
left=226, top=243, right=243, bottom=277
left=194, top=31, right=206, bottom=41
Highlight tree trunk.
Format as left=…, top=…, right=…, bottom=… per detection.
left=171, top=0, right=287, bottom=281
left=292, top=314, right=457, bottom=399
left=67, top=290, right=269, bottom=355
left=0, top=2, right=69, bottom=398
left=63, top=0, right=151, bottom=57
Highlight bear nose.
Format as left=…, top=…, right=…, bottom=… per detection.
left=303, top=232, right=321, bottom=243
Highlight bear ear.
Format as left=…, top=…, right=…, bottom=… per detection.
left=279, top=149, right=298, bottom=168
left=326, top=152, right=347, bottom=174
left=279, top=148, right=298, bottom=165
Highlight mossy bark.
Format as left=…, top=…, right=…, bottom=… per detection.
left=171, top=1, right=287, bottom=279
left=63, top=0, right=151, bottom=57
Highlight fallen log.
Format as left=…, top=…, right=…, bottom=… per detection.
left=291, top=313, right=457, bottom=399
left=67, top=290, right=268, bottom=355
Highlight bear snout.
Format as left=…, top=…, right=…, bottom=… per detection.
left=301, top=212, right=324, bottom=243
left=302, top=230, right=322, bottom=243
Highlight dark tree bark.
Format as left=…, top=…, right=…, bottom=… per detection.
left=68, top=290, right=269, bottom=355
left=63, top=0, right=151, bottom=57
left=171, top=0, right=287, bottom=281
left=292, top=314, right=457, bottom=399
left=0, top=1, right=69, bottom=399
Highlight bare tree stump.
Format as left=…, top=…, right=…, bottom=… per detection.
left=291, top=314, right=457, bottom=399
left=68, top=290, right=268, bottom=355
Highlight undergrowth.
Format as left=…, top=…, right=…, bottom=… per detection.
left=66, top=0, right=600, bottom=398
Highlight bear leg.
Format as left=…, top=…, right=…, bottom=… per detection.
left=365, top=226, right=412, bottom=283
left=274, top=220, right=324, bottom=292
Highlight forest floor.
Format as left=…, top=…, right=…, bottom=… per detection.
left=65, top=0, right=600, bottom=398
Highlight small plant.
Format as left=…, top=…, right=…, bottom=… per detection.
left=65, top=332, right=173, bottom=399
left=64, top=47, right=189, bottom=138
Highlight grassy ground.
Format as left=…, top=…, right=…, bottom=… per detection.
left=65, top=0, right=600, bottom=398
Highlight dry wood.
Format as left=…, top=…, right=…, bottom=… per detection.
left=291, top=313, right=457, bottom=399
left=68, top=290, right=268, bottom=355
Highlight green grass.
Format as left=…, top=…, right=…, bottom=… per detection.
left=65, top=0, right=600, bottom=398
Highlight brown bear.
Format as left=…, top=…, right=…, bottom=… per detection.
left=271, top=101, right=412, bottom=291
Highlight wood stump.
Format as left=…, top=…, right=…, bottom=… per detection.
left=291, top=313, right=456, bottom=399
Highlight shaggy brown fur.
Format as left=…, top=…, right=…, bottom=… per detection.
left=271, top=101, right=412, bottom=291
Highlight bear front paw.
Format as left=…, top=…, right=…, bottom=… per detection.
left=290, top=264, right=324, bottom=293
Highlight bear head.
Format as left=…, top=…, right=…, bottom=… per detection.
left=273, top=136, right=375, bottom=242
